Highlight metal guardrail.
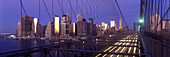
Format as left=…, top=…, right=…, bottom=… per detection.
left=138, top=32, right=151, bottom=57
left=141, top=32, right=170, bottom=57
left=0, top=43, right=59, bottom=56
left=0, top=32, right=150, bottom=57
left=143, top=32, right=170, bottom=41
left=49, top=48, right=145, bottom=56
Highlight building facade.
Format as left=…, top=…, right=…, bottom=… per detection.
left=21, top=15, right=34, bottom=38
left=87, top=18, right=93, bottom=36
left=45, top=22, right=53, bottom=38
left=54, top=15, right=60, bottom=37
left=119, top=18, right=123, bottom=30
left=149, top=13, right=161, bottom=32
left=77, top=13, right=83, bottom=22
left=77, top=19, right=87, bottom=36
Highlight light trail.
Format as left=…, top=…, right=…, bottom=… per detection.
left=102, top=42, right=122, bottom=57
left=128, top=47, right=132, bottom=53
left=97, top=34, right=140, bottom=57
left=117, top=43, right=130, bottom=57
left=96, top=42, right=122, bottom=57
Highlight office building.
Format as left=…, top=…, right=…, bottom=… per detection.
left=45, top=22, right=53, bottom=38
left=162, top=19, right=170, bottom=31
left=67, top=12, right=72, bottom=24
left=61, top=15, right=69, bottom=36
left=31, top=18, right=39, bottom=37
left=149, top=13, right=161, bottom=32
left=54, top=15, right=60, bottom=37
left=87, top=18, right=93, bottom=36
left=69, top=23, right=77, bottom=36
left=102, top=22, right=105, bottom=27
left=17, top=20, right=22, bottom=37
left=92, top=24, right=98, bottom=36
left=119, top=18, right=123, bottom=30
left=21, top=15, right=34, bottom=38
left=110, top=21, right=115, bottom=28
left=39, top=25, right=47, bottom=37
left=77, top=13, right=83, bottom=22
left=77, top=19, right=87, bottom=36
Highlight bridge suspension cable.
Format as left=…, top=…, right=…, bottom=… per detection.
left=57, top=0, right=64, bottom=15
left=42, top=0, right=52, bottom=21
left=19, top=0, right=28, bottom=19
left=67, top=0, right=76, bottom=18
left=115, top=0, right=128, bottom=28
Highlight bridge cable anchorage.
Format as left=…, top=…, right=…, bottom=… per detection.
left=67, top=0, right=76, bottom=19
left=19, top=0, right=29, bottom=19
left=57, top=0, right=64, bottom=15
left=115, top=0, right=128, bottom=28
left=42, top=0, right=52, bottom=21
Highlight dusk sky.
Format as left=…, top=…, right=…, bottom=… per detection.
left=0, top=0, right=140, bottom=33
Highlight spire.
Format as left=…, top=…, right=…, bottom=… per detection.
left=66, top=12, right=72, bottom=23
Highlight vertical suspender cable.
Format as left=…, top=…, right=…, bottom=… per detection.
left=76, top=0, right=84, bottom=17
left=87, top=0, right=95, bottom=19
left=57, top=0, right=64, bottom=15
left=52, top=0, right=54, bottom=21
left=39, top=0, right=41, bottom=22
left=67, top=0, right=76, bottom=19
left=42, top=0, right=52, bottom=21
left=19, top=0, right=29, bottom=19
left=82, top=0, right=89, bottom=19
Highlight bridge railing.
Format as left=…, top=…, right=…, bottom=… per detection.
left=138, top=32, right=151, bottom=57
left=0, top=43, right=59, bottom=56
left=141, top=32, right=170, bottom=57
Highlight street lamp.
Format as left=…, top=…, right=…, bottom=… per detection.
left=139, top=18, right=144, bottom=23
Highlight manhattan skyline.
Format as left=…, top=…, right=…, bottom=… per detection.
left=0, top=0, right=140, bottom=33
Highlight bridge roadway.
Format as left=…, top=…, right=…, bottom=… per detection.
left=0, top=32, right=146, bottom=57
left=95, top=33, right=140, bottom=57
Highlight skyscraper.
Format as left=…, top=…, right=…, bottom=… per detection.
left=61, top=15, right=69, bottom=36
left=115, top=23, right=117, bottom=31
left=69, top=23, right=77, bottom=36
left=149, top=13, right=161, bottom=32
left=21, top=15, right=34, bottom=38
left=17, top=20, right=22, bottom=37
left=77, top=19, right=87, bottom=36
left=87, top=18, right=93, bottom=36
left=110, top=21, right=115, bottom=28
left=33, top=18, right=38, bottom=33
left=102, top=22, right=105, bottom=27
left=77, top=13, right=83, bottom=22
left=92, top=24, right=97, bottom=36
left=119, top=18, right=123, bottom=30
left=162, top=19, right=170, bottom=31
left=31, top=18, right=39, bottom=37
left=39, top=25, right=47, bottom=38
left=67, top=12, right=72, bottom=24
left=105, top=23, right=109, bottom=30
left=54, top=15, right=60, bottom=37
left=45, top=22, right=53, bottom=38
